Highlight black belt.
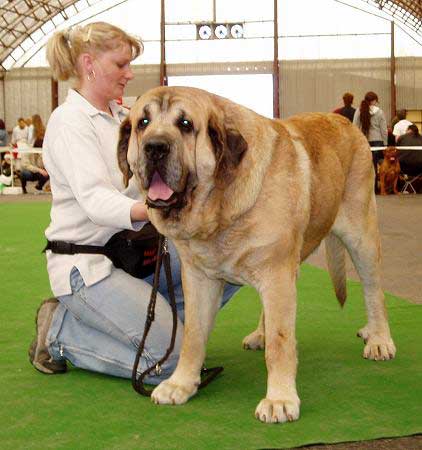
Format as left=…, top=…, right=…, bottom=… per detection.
left=44, top=240, right=109, bottom=256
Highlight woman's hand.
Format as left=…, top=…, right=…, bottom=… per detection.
left=130, top=201, right=149, bottom=222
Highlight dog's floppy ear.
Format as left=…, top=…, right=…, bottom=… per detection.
left=117, top=118, right=133, bottom=187
left=208, top=112, right=248, bottom=186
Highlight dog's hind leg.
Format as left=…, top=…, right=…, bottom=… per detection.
left=242, top=311, right=265, bottom=350
left=332, top=194, right=396, bottom=361
left=325, top=233, right=347, bottom=306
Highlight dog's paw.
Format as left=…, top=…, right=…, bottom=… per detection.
left=242, top=330, right=265, bottom=350
left=151, top=379, right=198, bottom=405
left=255, top=395, right=300, bottom=424
left=357, top=326, right=396, bottom=360
left=363, top=336, right=396, bottom=360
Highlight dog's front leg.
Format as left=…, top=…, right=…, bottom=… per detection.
left=255, top=263, right=300, bottom=424
left=393, top=175, right=400, bottom=194
left=151, top=265, right=224, bottom=405
left=380, top=174, right=387, bottom=195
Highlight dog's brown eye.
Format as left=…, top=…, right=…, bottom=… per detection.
left=138, top=118, right=150, bottom=130
left=177, top=117, right=193, bottom=133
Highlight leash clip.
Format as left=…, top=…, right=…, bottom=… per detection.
left=162, top=237, right=169, bottom=255
left=155, top=363, right=162, bottom=376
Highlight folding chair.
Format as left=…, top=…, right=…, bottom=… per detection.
left=401, top=173, right=422, bottom=194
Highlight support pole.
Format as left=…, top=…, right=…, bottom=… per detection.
left=1, top=73, right=5, bottom=121
left=390, top=21, right=396, bottom=121
left=51, top=78, right=58, bottom=111
left=160, top=0, right=167, bottom=86
left=273, top=0, right=280, bottom=118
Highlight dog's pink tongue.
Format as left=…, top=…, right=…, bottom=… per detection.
left=148, top=171, right=174, bottom=201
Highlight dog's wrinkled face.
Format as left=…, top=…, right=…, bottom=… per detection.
left=383, top=146, right=399, bottom=163
left=118, top=87, right=247, bottom=217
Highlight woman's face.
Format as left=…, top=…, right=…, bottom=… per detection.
left=90, top=43, right=134, bottom=101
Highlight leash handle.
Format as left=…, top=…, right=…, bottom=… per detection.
left=131, top=234, right=224, bottom=397
left=132, top=235, right=169, bottom=396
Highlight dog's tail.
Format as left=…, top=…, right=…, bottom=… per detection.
left=325, top=233, right=347, bottom=306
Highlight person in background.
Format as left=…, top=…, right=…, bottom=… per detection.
left=28, top=22, right=240, bottom=382
left=396, top=124, right=422, bottom=179
left=26, top=117, right=34, bottom=146
left=0, top=119, right=8, bottom=171
left=27, top=114, right=45, bottom=147
left=0, top=119, right=7, bottom=147
left=11, top=117, right=29, bottom=146
left=333, top=92, right=356, bottom=122
left=392, top=109, right=413, bottom=142
left=391, top=112, right=401, bottom=129
left=397, top=124, right=422, bottom=147
left=19, top=114, right=49, bottom=194
left=353, top=91, right=388, bottom=191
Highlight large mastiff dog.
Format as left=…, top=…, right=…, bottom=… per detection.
left=118, top=86, right=396, bottom=423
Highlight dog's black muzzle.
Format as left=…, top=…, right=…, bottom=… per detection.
left=144, top=138, right=171, bottom=163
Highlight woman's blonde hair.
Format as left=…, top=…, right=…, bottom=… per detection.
left=46, top=22, right=143, bottom=81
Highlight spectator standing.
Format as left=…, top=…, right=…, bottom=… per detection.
left=19, top=114, right=48, bottom=194
left=11, top=117, right=29, bottom=146
left=27, top=117, right=35, bottom=146
left=392, top=109, right=413, bottom=142
left=333, top=92, right=356, bottom=122
left=353, top=91, right=388, bottom=190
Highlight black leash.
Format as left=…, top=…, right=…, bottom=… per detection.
left=131, top=234, right=223, bottom=396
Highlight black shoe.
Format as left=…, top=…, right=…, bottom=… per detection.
left=28, top=298, right=67, bottom=374
left=35, top=184, right=42, bottom=191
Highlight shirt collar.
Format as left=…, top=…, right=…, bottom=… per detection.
left=66, top=89, right=126, bottom=120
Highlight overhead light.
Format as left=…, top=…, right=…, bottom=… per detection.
left=198, top=24, right=212, bottom=40
left=215, top=24, right=228, bottom=39
left=230, top=24, right=244, bottom=39
left=196, top=23, right=244, bottom=40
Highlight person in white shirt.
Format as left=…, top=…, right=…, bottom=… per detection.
left=10, top=117, right=29, bottom=146
left=29, top=22, right=239, bottom=381
left=26, top=116, right=35, bottom=146
left=392, top=110, right=413, bottom=142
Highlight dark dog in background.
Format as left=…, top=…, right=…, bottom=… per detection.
left=379, top=146, right=401, bottom=195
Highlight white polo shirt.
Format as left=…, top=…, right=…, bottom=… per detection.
left=43, top=89, right=144, bottom=296
left=393, top=119, right=413, bottom=139
left=11, top=125, right=29, bottom=145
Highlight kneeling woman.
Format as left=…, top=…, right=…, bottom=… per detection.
left=29, top=22, right=240, bottom=383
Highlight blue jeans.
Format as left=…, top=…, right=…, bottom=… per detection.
left=20, top=169, right=49, bottom=193
left=46, top=241, right=241, bottom=384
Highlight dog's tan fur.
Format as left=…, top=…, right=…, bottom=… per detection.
left=118, top=86, right=396, bottom=423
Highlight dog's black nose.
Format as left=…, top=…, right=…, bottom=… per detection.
left=144, top=139, right=170, bottom=162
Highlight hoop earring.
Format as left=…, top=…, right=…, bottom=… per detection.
left=87, top=70, right=96, bottom=82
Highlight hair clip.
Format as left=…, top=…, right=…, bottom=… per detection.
left=63, top=29, right=72, bottom=48
left=83, top=26, right=92, bottom=43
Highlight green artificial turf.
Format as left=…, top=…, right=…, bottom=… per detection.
left=0, top=201, right=421, bottom=450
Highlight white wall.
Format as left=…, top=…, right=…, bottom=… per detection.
left=0, top=57, right=421, bottom=130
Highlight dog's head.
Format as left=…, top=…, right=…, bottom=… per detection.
left=117, top=87, right=248, bottom=221
left=383, top=146, right=399, bottom=163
